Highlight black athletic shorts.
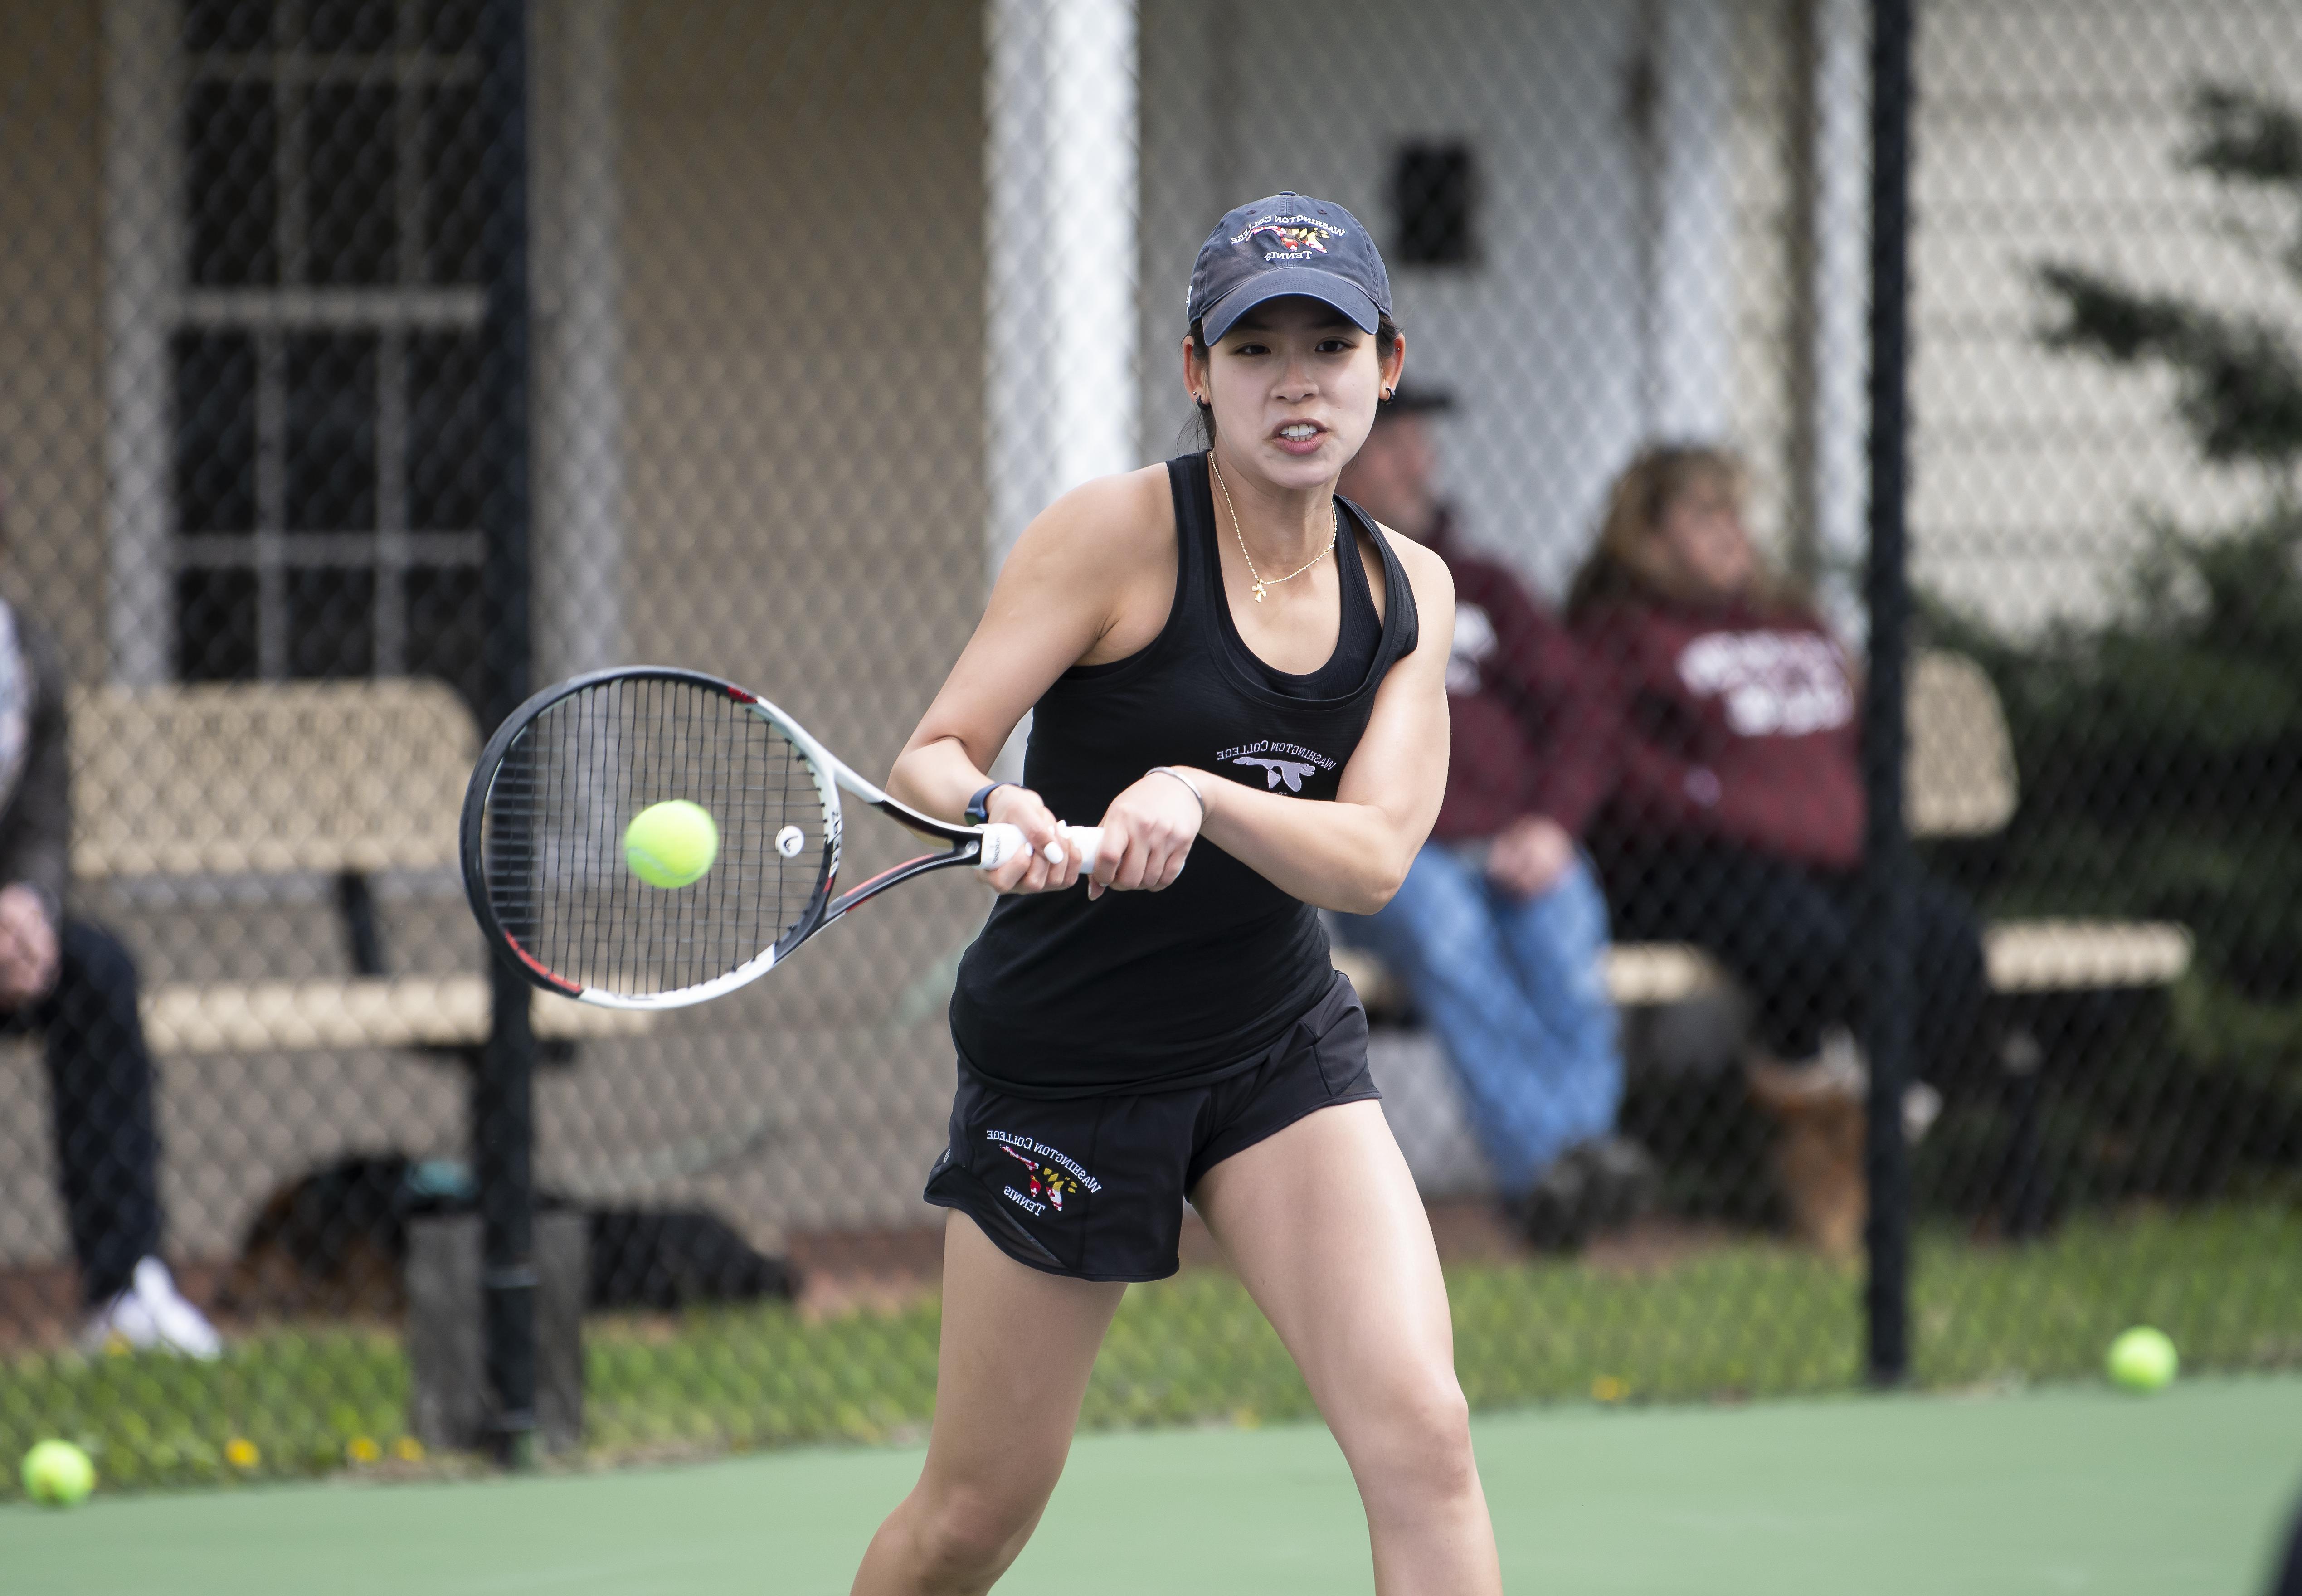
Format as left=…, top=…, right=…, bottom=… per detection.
left=922, top=972, right=1377, bottom=1281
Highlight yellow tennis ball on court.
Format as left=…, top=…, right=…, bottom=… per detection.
left=22, top=1438, right=95, bottom=1507
left=624, top=799, right=719, bottom=889
left=2106, top=1325, right=2178, bottom=1393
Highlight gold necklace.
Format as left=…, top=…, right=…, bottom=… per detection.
left=1209, top=455, right=1334, bottom=603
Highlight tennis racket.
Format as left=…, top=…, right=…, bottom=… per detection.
left=460, top=666, right=1101, bottom=1009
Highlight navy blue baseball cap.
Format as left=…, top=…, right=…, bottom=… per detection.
left=1186, top=192, right=1392, bottom=345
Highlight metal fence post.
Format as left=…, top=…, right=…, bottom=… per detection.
left=474, top=0, right=539, bottom=1466
left=1861, top=0, right=1916, bottom=1387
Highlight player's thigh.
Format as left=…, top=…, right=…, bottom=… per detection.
left=1191, top=1102, right=1464, bottom=1457
left=915, top=1211, right=1125, bottom=1518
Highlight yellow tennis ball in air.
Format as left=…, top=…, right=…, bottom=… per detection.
left=624, top=799, right=719, bottom=889
left=2106, top=1325, right=2178, bottom=1393
left=22, top=1439, right=95, bottom=1507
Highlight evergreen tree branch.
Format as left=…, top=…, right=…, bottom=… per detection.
left=2036, top=264, right=2302, bottom=469
left=2186, top=85, right=2302, bottom=188
left=2183, top=84, right=2302, bottom=277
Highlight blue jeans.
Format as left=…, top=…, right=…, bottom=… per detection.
left=1339, top=844, right=1623, bottom=1197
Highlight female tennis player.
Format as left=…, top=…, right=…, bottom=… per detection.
left=849, top=194, right=1498, bottom=1596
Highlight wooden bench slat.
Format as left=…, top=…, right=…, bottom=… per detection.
left=141, top=976, right=651, bottom=1056
left=1334, top=917, right=2191, bottom=1017
left=1603, top=942, right=1729, bottom=1005
left=71, top=681, right=476, bottom=880
left=1984, top=919, right=2192, bottom=992
left=75, top=681, right=657, bottom=1056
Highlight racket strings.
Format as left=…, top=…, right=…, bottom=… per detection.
left=480, top=676, right=829, bottom=997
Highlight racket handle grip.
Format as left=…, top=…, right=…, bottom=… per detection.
left=978, top=822, right=1102, bottom=874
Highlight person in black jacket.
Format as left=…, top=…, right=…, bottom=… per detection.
left=0, top=483, right=218, bottom=1356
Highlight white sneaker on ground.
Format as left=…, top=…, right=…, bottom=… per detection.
left=1901, top=1080, right=1944, bottom=1144
left=79, top=1257, right=224, bottom=1360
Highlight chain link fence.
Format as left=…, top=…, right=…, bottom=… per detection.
left=0, top=0, right=2297, bottom=1494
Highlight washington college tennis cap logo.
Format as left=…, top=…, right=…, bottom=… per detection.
left=1235, top=216, right=1342, bottom=259
left=1186, top=192, right=1391, bottom=345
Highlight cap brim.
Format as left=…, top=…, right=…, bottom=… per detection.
left=1199, top=266, right=1382, bottom=344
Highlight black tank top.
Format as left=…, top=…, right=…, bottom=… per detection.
left=951, top=453, right=1419, bottom=1096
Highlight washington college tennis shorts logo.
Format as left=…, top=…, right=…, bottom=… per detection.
left=988, top=1129, right=1101, bottom=1218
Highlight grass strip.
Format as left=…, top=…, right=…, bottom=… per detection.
left=5, top=1203, right=2298, bottom=1496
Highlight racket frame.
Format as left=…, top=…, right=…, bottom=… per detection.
left=462, top=665, right=1007, bottom=1010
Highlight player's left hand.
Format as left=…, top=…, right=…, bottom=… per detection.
left=1087, top=769, right=1203, bottom=900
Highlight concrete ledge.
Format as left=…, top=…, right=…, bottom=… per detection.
left=141, top=976, right=652, bottom=1055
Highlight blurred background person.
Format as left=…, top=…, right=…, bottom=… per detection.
left=1336, top=389, right=1654, bottom=1249
left=1564, top=443, right=1976, bottom=1255
left=0, top=482, right=218, bottom=1357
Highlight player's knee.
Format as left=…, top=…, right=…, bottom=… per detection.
left=912, top=1483, right=1038, bottom=1585
left=1352, top=1375, right=1478, bottom=1503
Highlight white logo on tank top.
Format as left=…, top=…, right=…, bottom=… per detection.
left=1215, top=738, right=1337, bottom=793
left=1232, top=756, right=1318, bottom=791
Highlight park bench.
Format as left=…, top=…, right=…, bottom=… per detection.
left=1330, top=651, right=2190, bottom=1225
left=68, top=680, right=645, bottom=1056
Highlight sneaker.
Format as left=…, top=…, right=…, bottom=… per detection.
left=1513, top=1137, right=1662, bottom=1251
left=1577, top=1136, right=1662, bottom=1231
left=1902, top=1080, right=1943, bottom=1144
left=1752, top=1031, right=1942, bottom=1146
left=1515, top=1153, right=1598, bottom=1252
left=1746, top=1050, right=1867, bottom=1258
left=80, top=1257, right=224, bottom=1360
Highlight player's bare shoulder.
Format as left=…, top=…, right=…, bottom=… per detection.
left=1370, top=518, right=1456, bottom=634
left=997, top=464, right=1176, bottom=665
left=1004, top=464, right=1173, bottom=585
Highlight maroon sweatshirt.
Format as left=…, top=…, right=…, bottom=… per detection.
left=1570, top=596, right=1865, bottom=869
left=1425, top=515, right=1614, bottom=842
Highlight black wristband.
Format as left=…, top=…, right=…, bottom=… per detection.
left=964, top=782, right=1016, bottom=826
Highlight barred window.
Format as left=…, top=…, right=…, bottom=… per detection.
left=171, top=0, right=486, bottom=694
left=1391, top=140, right=1477, bottom=268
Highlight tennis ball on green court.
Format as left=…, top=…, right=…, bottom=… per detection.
left=21, top=1439, right=95, bottom=1507
left=2106, top=1326, right=2178, bottom=1393
left=624, top=799, right=719, bottom=889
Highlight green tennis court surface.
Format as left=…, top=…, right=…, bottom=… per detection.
left=9, top=1377, right=2300, bottom=1595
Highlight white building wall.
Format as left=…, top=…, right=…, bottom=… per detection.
left=1138, top=0, right=1733, bottom=598
left=1913, top=0, right=2302, bottom=632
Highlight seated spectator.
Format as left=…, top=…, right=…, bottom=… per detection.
left=0, top=482, right=218, bottom=1355
left=1335, top=389, right=1654, bottom=1248
left=1565, top=443, right=1978, bottom=1255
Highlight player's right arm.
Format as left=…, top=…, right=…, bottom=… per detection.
left=891, top=464, right=1173, bottom=894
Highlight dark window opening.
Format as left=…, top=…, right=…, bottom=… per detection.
left=1391, top=141, right=1477, bottom=267
left=173, top=0, right=486, bottom=686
